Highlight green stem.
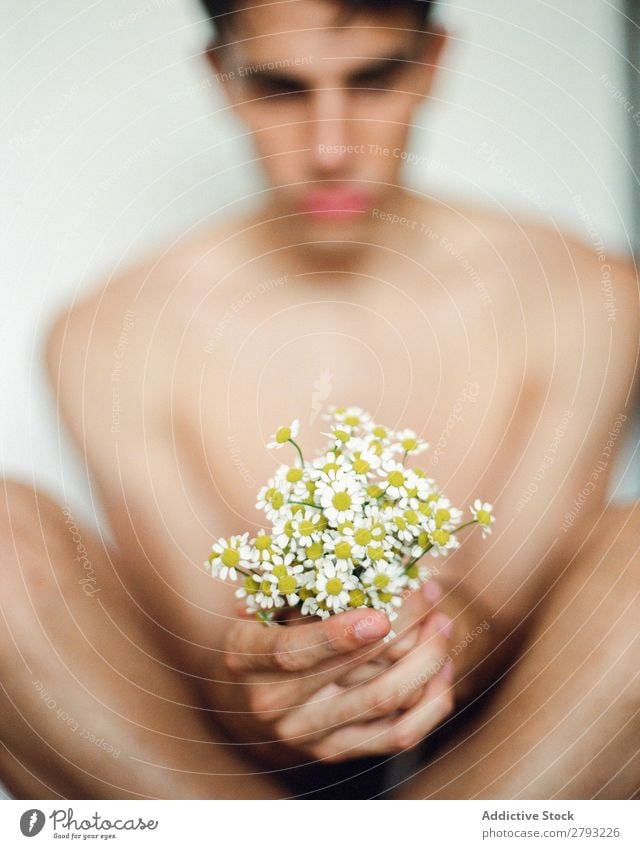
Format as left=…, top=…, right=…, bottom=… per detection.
left=288, top=438, right=306, bottom=468
left=451, top=519, right=478, bottom=534
left=288, top=500, right=321, bottom=509
left=256, top=610, right=279, bottom=627
left=404, top=544, right=433, bottom=571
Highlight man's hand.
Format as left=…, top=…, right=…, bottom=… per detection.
left=208, top=583, right=454, bottom=764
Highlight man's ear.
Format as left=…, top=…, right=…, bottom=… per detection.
left=411, top=25, right=449, bottom=99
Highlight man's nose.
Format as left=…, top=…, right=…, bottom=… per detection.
left=310, top=88, right=349, bottom=172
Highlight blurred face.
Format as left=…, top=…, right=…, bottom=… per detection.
left=209, top=0, right=445, bottom=248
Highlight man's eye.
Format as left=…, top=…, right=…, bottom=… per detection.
left=249, top=79, right=307, bottom=98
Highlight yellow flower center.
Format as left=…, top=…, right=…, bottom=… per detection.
left=306, top=542, right=323, bottom=560
left=406, top=564, right=419, bottom=580
left=417, top=531, right=430, bottom=548
left=373, top=573, right=390, bottom=589
left=332, top=492, right=351, bottom=511
left=344, top=415, right=360, bottom=426
left=477, top=509, right=491, bottom=526
left=286, top=467, right=303, bottom=482
left=322, top=461, right=340, bottom=474
left=404, top=509, right=418, bottom=525
left=354, top=527, right=372, bottom=546
left=255, top=535, right=272, bottom=551
left=334, top=541, right=352, bottom=560
left=244, top=576, right=259, bottom=593
left=353, top=457, right=370, bottom=474
left=298, top=519, right=315, bottom=536
left=367, top=484, right=384, bottom=499
left=378, top=591, right=394, bottom=603
left=373, top=426, right=387, bottom=438
left=394, top=516, right=407, bottom=530
left=278, top=575, right=297, bottom=595
left=435, top=508, right=451, bottom=527
left=334, top=429, right=350, bottom=443
left=269, top=491, right=284, bottom=509
left=348, top=589, right=366, bottom=607
left=388, top=470, right=405, bottom=488
left=276, top=426, right=292, bottom=444
left=402, top=437, right=419, bottom=452
left=259, top=580, right=273, bottom=595
left=272, top=564, right=288, bottom=577
left=432, top=529, right=450, bottom=546
left=221, top=548, right=240, bottom=567
left=326, top=578, right=344, bottom=596
left=368, top=545, right=385, bottom=561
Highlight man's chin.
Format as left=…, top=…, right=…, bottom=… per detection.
left=292, top=213, right=376, bottom=254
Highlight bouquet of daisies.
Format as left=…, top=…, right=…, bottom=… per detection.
left=206, top=407, right=494, bottom=623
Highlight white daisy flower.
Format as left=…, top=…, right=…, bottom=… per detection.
left=471, top=499, right=495, bottom=537
left=378, top=460, right=414, bottom=500
left=208, top=532, right=252, bottom=581
left=321, top=423, right=357, bottom=451
left=287, top=508, right=326, bottom=547
left=429, top=527, right=460, bottom=555
left=255, top=482, right=289, bottom=519
left=312, top=451, right=347, bottom=480
left=254, top=572, right=286, bottom=610
left=362, top=561, right=407, bottom=598
left=272, top=516, right=299, bottom=550
left=323, top=532, right=357, bottom=568
left=315, top=562, right=357, bottom=612
left=343, top=516, right=376, bottom=559
left=317, top=476, right=365, bottom=526
left=329, top=406, right=372, bottom=429
left=392, top=428, right=429, bottom=456
left=267, top=419, right=300, bottom=450
left=270, top=552, right=305, bottom=606
left=346, top=447, right=381, bottom=477
left=381, top=505, right=417, bottom=545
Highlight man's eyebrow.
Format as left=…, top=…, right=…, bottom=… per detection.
left=242, top=68, right=309, bottom=90
left=347, top=53, right=414, bottom=84
left=241, top=50, right=415, bottom=90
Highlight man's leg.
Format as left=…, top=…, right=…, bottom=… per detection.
left=0, top=481, right=283, bottom=799
left=398, top=504, right=640, bottom=799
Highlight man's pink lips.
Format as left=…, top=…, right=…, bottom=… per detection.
left=300, top=189, right=370, bottom=219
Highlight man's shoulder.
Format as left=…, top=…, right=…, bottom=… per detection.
left=48, top=215, right=252, bottom=351
left=45, top=215, right=256, bottom=415
left=415, top=194, right=637, bottom=303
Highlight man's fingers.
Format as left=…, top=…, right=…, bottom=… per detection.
left=225, top=608, right=390, bottom=674
left=307, top=671, right=454, bottom=763
left=276, top=613, right=452, bottom=742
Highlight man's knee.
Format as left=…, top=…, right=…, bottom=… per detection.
left=0, top=480, right=78, bottom=595
left=579, top=504, right=640, bottom=683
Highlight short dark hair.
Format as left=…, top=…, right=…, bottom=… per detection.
left=201, top=0, right=435, bottom=37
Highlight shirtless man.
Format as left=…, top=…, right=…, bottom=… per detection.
left=1, top=0, right=638, bottom=800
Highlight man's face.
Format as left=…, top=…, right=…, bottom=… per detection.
left=210, top=0, right=444, bottom=247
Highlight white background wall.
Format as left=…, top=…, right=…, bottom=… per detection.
left=1, top=0, right=637, bottom=522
